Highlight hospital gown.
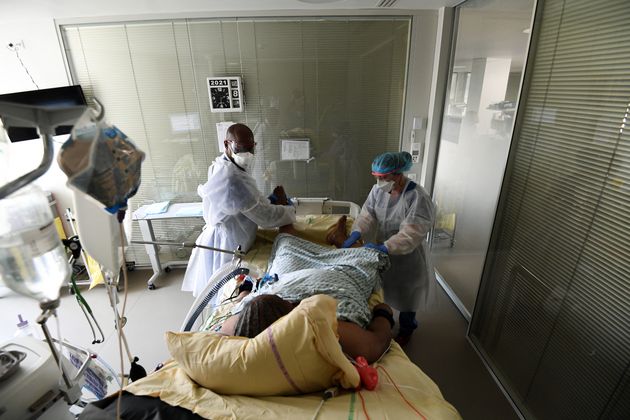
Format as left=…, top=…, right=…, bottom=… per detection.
left=256, top=234, right=390, bottom=327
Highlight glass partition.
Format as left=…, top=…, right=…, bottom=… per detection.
left=430, top=0, right=535, bottom=314
left=61, top=17, right=410, bottom=265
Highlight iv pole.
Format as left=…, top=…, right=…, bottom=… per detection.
left=0, top=100, right=92, bottom=403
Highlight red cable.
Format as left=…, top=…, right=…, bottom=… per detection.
left=377, top=366, right=427, bottom=420
left=357, top=390, right=371, bottom=420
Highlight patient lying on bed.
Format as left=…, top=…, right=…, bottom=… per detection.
left=225, top=294, right=394, bottom=364
left=219, top=233, right=393, bottom=363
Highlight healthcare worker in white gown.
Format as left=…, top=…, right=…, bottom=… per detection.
left=342, top=151, right=435, bottom=345
left=182, top=123, right=296, bottom=297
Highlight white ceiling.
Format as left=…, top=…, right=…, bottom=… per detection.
left=0, top=0, right=461, bottom=22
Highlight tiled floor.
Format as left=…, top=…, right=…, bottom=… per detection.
left=0, top=268, right=518, bottom=419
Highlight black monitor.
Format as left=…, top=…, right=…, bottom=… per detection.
left=0, top=85, right=87, bottom=142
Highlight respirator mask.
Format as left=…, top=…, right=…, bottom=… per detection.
left=375, top=178, right=395, bottom=193
left=231, top=142, right=254, bottom=171
left=231, top=149, right=255, bottom=171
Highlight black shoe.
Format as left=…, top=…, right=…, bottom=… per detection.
left=395, top=328, right=414, bottom=346
left=394, top=333, right=412, bottom=346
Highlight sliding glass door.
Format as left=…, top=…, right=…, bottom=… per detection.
left=430, top=0, right=535, bottom=314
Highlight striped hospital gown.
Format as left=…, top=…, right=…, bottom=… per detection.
left=259, top=233, right=391, bottom=327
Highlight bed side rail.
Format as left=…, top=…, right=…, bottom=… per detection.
left=180, top=266, right=249, bottom=332
left=293, top=197, right=360, bottom=219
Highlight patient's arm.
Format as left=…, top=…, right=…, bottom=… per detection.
left=326, top=215, right=363, bottom=248
left=337, top=303, right=393, bottom=364
left=279, top=223, right=300, bottom=235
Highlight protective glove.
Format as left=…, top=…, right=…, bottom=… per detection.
left=269, top=185, right=289, bottom=205
left=269, top=193, right=295, bottom=206
left=364, top=243, right=388, bottom=254
left=341, top=231, right=361, bottom=248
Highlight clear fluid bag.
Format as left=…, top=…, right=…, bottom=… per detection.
left=0, top=185, right=70, bottom=302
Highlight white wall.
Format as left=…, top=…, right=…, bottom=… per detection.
left=0, top=19, right=75, bottom=231
left=401, top=12, right=439, bottom=188
left=0, top=20, right=69, bottom=93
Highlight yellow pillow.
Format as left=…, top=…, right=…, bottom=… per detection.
left=165, top=294, right=360, bottom=396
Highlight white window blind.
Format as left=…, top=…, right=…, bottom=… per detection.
left=61, top=17, right=410, bottom=266
left=470, top=0, right=630, bottom=419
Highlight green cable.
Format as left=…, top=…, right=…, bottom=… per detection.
left=347, top=391, right=356, bottom=420
left=71, top=273, right=105, bottom=343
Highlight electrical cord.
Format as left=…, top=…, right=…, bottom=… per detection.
left=70, top=273, right=105, bottom=344
left=311, top=386, right=339, bottom=420
left=10, top=48, right=39, bottom=89
left=377, top=365, right=426, bottom=419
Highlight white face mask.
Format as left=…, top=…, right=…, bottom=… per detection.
left=232, top=151, right=255, bottom=171
left=375, top=178, right=395, bottom=193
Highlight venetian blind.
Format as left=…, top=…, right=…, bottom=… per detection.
left=470, top=1, right=630, bottom=419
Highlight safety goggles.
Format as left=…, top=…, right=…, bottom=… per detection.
left=373, top=173, right=397, bottom=182
left=228, top=140, right=257, bottom=154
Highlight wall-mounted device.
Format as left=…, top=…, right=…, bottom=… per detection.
left=0, top=85, right=87, bottom=142
left=207, top=77, right=243, bottom=113
left=410, top=141, right=423, bottom=164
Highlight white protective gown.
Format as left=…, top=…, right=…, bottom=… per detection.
left=353, top=179, right=435, bottom=311
left=182, top=154, right=296, bottom=296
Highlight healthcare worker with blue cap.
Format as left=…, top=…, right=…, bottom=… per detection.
left=342, top=151, right=435, bottom=345
left=182, top=123, right=296, bottom=297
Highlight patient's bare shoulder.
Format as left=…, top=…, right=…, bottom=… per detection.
left=220, top=313, right=239, bottom=336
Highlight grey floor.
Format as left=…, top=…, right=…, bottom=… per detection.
left=0, top=268, right=518, bottom=419
left=0, top=269, right=195, bottom=378
left=433, top=247, right=486, bottom=315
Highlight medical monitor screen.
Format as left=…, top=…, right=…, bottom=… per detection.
left=0, top=85, right=87, bottom=142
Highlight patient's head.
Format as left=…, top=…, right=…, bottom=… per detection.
left=234, top=294, right=296, bottom=338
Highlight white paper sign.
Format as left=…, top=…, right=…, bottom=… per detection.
left=170, top=113, right=200, bottom=133
left=281, top=139, right=310, bottom=160
left=216, top=121, right=235, bottom=155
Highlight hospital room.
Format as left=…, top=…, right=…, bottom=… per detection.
left=0, top=0, right=628, bottom=418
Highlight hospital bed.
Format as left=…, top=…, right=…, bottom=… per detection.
left=82, top=200, right=461, bottom=420
left=132, top=198, right=360, bottom=289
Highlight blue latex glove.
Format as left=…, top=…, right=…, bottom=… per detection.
left=341, top=231, right=362, bottom=248
left=268, top=188, right=291, bottom=205
left=364, top=243, right=388, bottom=254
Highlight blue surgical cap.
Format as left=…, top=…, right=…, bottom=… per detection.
left=371, top=152, right=413, bottom=175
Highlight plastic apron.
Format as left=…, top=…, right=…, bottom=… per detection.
left=370, top=181, right=434, bottom=312
left=182, top=155, right=295, bottom=297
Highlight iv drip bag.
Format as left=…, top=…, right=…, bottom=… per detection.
left=58, top=108, right=145, bottom=214
left=0, top=185, right=70, bottom=301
